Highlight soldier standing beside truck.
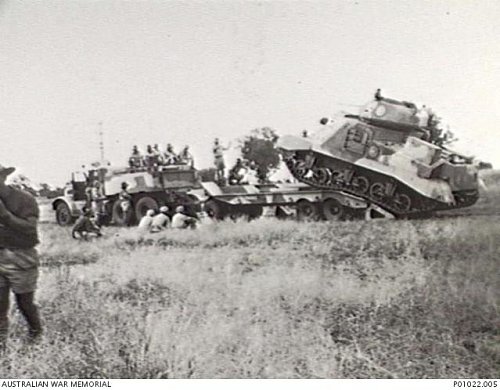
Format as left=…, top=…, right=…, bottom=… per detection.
left=0, top=164, right=42, bottom=347
left=118, top=182, right=133, bottom=226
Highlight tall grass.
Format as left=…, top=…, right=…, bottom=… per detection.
left=1, top=217, right=498, bottom=378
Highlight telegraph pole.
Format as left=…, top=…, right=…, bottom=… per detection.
left=98, top=121, right=105, bottom=164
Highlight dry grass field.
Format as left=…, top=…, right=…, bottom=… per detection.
left=1, top=176, right=499, bottom=378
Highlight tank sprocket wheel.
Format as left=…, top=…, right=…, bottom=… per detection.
left=369, top=182, right=385, bottom=201
left=292, top=160, right=308, bottom=178
left=351, top=176, right=369, bottom=194
left=393, top=193, right=412, bottom=213
left=330, top=170, right=343, bottom=186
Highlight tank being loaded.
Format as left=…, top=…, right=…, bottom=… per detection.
left=277, top=93, right=479, bottom=218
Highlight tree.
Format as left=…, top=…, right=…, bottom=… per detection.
left=239, top=127, right=280, bottom=183
left=428, top=119, right=457, bottom=148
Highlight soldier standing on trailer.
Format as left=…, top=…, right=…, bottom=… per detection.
left=0, top=164, right=42, bottom=347
left=213, top=138, right=230, bottom=184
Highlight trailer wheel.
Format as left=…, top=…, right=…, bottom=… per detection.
left=204, top=200, right=225, bottom=220
left=228, top=205, right=263, bottom=221
left=322, top=198, right=344, bottom=221
left=246, top=205, right=263, bottom=220
left=296, top=200, right=319, bottom=221
left=134, top=196, right=159, bottom=221
left=112, top=199, right=133, bottom=226
left=55, top=202, right=74, bottom=226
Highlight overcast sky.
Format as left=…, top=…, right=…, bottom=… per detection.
left=0, top=0, right=499, bottom=185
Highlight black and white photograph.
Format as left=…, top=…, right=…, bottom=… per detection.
left=0, top=0, right=498, bottom=384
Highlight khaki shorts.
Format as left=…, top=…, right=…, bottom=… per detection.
left=0, top=266, right=38, bottom=294
left=0, top=249, right=39, bottom=294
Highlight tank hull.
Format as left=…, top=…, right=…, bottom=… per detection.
left=282, top=148, right=478, bottom=218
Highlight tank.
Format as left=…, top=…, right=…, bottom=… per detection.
left=277, top=94, right=479, bottom=218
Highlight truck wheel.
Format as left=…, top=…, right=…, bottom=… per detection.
left=322, top=198, right=344, bottom=221
left=56, top=202, right=74, bottom=226
left=112, top=200, right=133, bottom=226
left=296, top=200, right=319, bottom=221
left=134, top=196, right=159, bottom=221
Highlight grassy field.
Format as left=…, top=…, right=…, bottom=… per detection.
left=4, top=171, right=500, bottom=378
left=0, top=212, right=498, bottom=379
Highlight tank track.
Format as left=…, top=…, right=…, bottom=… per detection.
left=284, top=152, right=478, bottom=218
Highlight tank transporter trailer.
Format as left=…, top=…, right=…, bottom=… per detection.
left=192, top=181, right=388, bottom=221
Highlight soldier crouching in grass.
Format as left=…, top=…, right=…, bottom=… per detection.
left=0, top=164, right=42, bottom=347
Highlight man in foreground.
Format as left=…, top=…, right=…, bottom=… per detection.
left=0, top=164, right=42, bottom=346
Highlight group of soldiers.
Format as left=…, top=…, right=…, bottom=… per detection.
left=128, top=143, right=194, bottom=170
left=137, top=205, right=198, bottom=233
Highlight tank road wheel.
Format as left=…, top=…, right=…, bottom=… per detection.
left=134, top=196, right=159, bottom=221
left=330, top=170, right=343, bottom=186
left=55, top=202, right=74, bottom=226
left=351, top=176, right=369, bottom=194
left=112, top=199, right=133, bottom=226
left=296, top=200, right=320, bottom=221
left=313, top=168, right=331, bottom=185
left=369, top=182, right=385, bottom=201
left=322, top=198, right=344, bottom=221
left=393, top=193, right=412, bottom=213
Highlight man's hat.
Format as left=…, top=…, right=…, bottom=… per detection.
left=160, top=206, right=169, bottom=213
left=0, top=164, right=15, bottom=176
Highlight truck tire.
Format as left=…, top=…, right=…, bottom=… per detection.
left=55, top=202, right=74, bottom=226
left=112, top=199, right=133, bottom=226
left=322, top=198, right=344, bottom=221
left=296, top=200, right=320, bottom=221
left=134, top=196, right=159, bottom=221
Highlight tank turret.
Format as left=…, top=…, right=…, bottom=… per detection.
left=277, top=94, right=479, bottom=217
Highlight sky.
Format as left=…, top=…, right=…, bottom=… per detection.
left=0, top=0, right=499, bottom=185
